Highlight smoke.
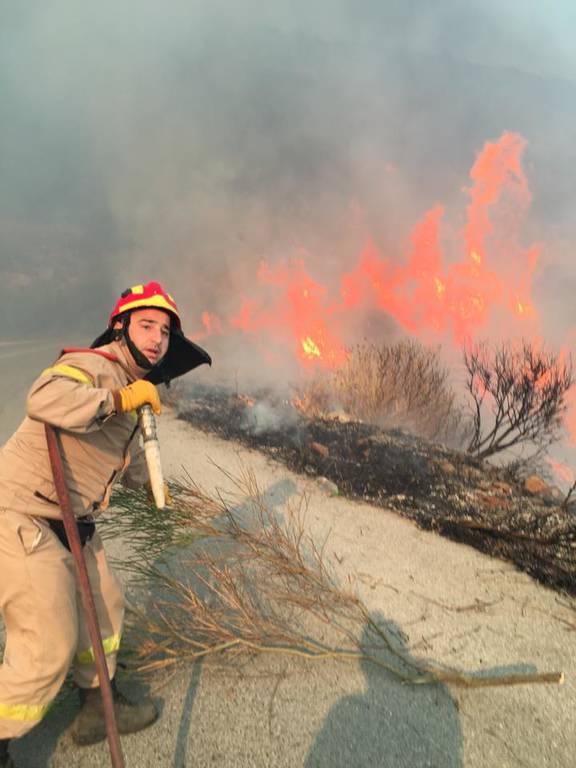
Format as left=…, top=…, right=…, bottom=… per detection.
left=241, top=399, right=301, bottom=437
left=1, top=1, right=575, bottom=354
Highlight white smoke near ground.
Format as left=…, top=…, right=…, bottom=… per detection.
left=240, top=399, right=301, bottom=437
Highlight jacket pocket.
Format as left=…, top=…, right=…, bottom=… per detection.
left=4, top=511, right=46, bottom=555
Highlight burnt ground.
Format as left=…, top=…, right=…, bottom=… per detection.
left=175, top=384, right=576, bottom=597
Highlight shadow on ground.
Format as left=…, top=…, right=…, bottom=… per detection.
left=168, top=477, right=299, bottom=767
left=157, top=477, right=464, bottom=767
left=9, top=673, right=162, bottom=768
left=304, top=614, right=463, bottom=768
left=164, top=474, right=463, bottom=768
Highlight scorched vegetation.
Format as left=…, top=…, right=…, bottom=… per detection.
left=174, top=338, right=576, bottom=595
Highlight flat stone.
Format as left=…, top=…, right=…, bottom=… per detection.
left=436, top=459, right=457, bottom=475
left=317, top=477, right=339, bottom=496
left=310, top=441, right=329, bottom=458
left=524, top=475, right=551, bottom=496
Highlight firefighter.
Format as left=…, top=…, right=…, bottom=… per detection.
left=0, top=282, right=210, bottom=767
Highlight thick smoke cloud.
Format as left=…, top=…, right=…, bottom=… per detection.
left=0, top=1, right=575, bottom=349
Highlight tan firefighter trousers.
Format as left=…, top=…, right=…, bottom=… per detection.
left=0, top=509, right=124, bottom=739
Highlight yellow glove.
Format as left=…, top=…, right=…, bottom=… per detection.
left=146, top=481, right=172, bottom=506
left=113, top=380, right=161, bottom=415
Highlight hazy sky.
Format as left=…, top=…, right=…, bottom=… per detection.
left=1, top=1, right=575, bottom=343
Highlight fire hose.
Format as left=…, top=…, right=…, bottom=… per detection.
left=45, top=423, right=125, bottom=768
left=44, top=405, right=166, bottom=767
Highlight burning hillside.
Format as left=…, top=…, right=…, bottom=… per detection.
left=175, top=383, right=576, bottom=597
left=190, top=132, right=576, bottom=446
left=172, top=132, right=576, bottom=595
left=193, top=133, right=541, bottom=355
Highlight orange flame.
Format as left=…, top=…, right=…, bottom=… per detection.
left=194, top=132, right=563, bottom=387
left=302, top=337, right=321, bottom=359
left=201, top=311, right=222, bottom=335
left=546, top=458, right=574, bottom=488
left=227, top=259, right=347, bottom=368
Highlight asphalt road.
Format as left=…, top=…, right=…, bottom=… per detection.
left=0, top=338, right=81, bottom=443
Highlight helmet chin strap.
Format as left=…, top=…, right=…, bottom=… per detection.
left=113, top=314, right=156, bottom=371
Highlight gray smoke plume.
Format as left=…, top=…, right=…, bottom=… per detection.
left=1, top=1, right=575, bottom=356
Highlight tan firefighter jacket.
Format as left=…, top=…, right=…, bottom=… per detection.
left=0, top=340, right=151, bottom=521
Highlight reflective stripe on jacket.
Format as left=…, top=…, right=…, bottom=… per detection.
left=0, top=341, right=149, bottom=520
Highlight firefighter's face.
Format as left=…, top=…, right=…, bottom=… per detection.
left=124, top=308, right=171, bottom=364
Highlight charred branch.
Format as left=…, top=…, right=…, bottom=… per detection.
left=464, top=340, right=574, bottom=461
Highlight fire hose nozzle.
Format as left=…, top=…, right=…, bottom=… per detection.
left=138, top=404, right=165, bottom=509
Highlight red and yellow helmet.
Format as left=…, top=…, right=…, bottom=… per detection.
left=108, top=281, right=181, bottom=330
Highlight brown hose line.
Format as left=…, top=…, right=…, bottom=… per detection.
left=45, top=424, right=125, bottom=768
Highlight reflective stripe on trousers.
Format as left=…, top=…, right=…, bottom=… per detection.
left=76, top=633, right=122, bottom=665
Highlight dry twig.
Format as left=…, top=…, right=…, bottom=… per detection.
left=104, top=467, right=563, bottom=689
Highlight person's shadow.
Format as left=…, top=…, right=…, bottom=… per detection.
left=169, top=476, right=300, bottom=767
left=305, top=612, right=464, bottom=768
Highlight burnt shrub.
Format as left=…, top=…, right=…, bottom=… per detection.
left=295, top=340, right=466, bottom=445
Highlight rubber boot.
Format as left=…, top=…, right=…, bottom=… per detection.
left=0, top=740, right=16, bottom=768
left=70, top=680, right=158, bottom=746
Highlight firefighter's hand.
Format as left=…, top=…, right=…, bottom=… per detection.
left=113, top=380, right=161, bottom=415
left=146, top=481, right=172, bottom=506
